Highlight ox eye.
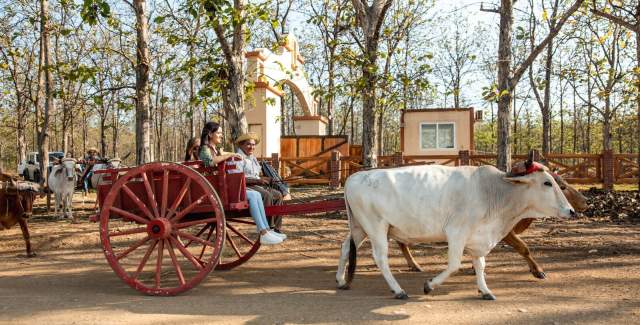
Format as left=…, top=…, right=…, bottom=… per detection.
left=544, top=181, right=553, bottom=187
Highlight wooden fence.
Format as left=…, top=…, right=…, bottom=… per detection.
left=261, top=150, right=638, bottom=189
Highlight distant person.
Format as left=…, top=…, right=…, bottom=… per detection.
left=80, top=147, right=102, bottom=191
left=184, top=137, right=200, bottom=161
left=198, top=122, right=284, bottom=245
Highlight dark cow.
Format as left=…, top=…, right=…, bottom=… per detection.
left=397, top=160, right=588, bottom=279
left=0, top=172, right=40, bottom=257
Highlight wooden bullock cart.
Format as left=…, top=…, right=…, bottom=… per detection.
left=94, top=160, right=345, bottom=295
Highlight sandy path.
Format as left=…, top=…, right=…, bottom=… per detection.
left=0, top=190, right=639, bottom=324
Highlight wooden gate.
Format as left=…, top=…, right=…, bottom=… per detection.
left=280, top=136, right=350, bottom=184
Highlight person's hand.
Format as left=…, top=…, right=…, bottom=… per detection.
left=260, top=176, right=271, bottom=185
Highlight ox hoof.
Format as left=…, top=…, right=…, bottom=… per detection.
left=481, top=293, right=496, bottom=301
left=423, top=281, right=433, bottom=295
left=394, top=291, right=409, bottom=300
left=337, top=283, right=350, bottom=290
left=26, top=252, right=37, bottom=258
left=532, top=271, right=546, bottom=279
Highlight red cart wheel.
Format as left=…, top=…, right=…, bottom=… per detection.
left=215, top=217, right=261, bottom=270
left=183, top=217, right=260, bottom=270
left=99, top=162, right=225, bottom=296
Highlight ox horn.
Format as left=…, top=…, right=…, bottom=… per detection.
left=525, top=150, right=534, bottom=169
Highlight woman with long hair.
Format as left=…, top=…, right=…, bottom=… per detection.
left=198, top=121, right=284, bottom=245
left=184, top=137, right=200, bottom=161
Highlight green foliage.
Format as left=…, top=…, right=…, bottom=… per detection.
left=80, top=0, right=111, bottom=25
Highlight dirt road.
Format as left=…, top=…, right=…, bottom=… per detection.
left=1, top=190, right=639, bottom=324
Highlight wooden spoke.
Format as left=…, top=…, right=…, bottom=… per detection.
left=116, top=236, right=151, bottom=261
left=171, top=194, right=207, bottom=223
left=165, top=178, right=191, bottom=219
left=160, top=169, right=169, bottom=218
left=175, top=217, right=218, bottom=229
left=225, top=218, right=256, bottom=226
left=121, top=184, right=155, bottom=221
left=109, top=226, right=147, bottom=237
left=142, top=172, right=161, bottom=219
left=155, top=239, right=164, bottom=289
left=167, top=239, right=186, bottom=286
left=176, top=230, right=216, bottom=248
left=132, top=240, right=158, bottom=280
left=198, top=225, right=216, bottom=261
left=225, top=233, right=242, bottom=258
left=109, top=206, right=151, bottom=225
left=170, top=237, right=203, bottom=270
left=226, top=223, right=255, bottom=246
left=183, top=224, right=211, bottom=248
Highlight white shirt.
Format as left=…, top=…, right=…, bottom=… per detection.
left=235, top=149, right=261, bottom=180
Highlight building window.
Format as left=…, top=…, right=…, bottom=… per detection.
left=420, top=122, right=455, bottom=150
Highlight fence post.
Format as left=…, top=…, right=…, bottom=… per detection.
left=271, top=152, right=280, bottom=174
left=393, top=151, right=404, bottom=166
left=459, top=150, right=470, bottom=166
left=329, top=150, right=341, bottom=189
left=602, top=149, right=614, bottom=190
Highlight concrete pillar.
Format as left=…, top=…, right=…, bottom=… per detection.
left=459, top=150, right=470, bottom=166
left=392, top=152, right=404, bottom=166
left=329, top=150, right=341, bottom=189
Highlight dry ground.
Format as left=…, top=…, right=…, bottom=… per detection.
left=0, top=188, right=639, bottom=325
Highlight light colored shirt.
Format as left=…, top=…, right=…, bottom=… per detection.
left=236, top=149, right=261, bottom=180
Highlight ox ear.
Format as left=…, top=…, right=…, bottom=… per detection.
left=503, top=175, right=533, bottom=185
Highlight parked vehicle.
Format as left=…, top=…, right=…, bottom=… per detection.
left=18, top=151, right=65, bottom=182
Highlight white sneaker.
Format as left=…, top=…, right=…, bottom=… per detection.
left=260, top=231, right=283, bottom=245
left=270, top=230, right=286, bottom=240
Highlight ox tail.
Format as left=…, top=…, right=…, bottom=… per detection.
left=345, top=237, right=357, bottom=286
left=343, top=192, right=358, bottom=287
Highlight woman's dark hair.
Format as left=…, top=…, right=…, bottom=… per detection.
left=199, top=121, right=220, bottom=156
left=184, top=137, right=200, bottom=161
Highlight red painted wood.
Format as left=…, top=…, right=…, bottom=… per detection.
left=99, top=162, right=225, bottom=296
left=264, top=199, right=346, bottom=217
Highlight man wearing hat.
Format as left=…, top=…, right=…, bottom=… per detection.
left=80, top=147, right=102, bottom=192
left=235, top=133, right=285, bottom=233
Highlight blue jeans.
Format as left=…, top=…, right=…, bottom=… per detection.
left=246, top=189, right=269, bottom=232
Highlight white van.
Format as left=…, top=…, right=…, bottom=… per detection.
left=18, top=151, right=65, bottom=182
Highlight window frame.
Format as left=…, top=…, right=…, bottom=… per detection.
left=419, top=122, right=456, bottom=150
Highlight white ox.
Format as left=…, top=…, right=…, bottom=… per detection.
left=89, top=158, right=122, bottom=189
left=48, top=158, right=78, bottom=223
left=336, top=160, right=575, bottom=300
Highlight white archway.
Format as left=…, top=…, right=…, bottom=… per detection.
left=244, top=33, right=326, bottom=157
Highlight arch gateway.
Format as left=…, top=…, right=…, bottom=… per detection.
left=244, top=33, right=327, bottom=157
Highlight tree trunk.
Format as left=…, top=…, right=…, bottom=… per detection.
left=636, top=29, right=640, bottom=192
left=327, top=52, right=335, bottom=135
left=572, top=83, right=577, bottom=152
left=541, top=42, right=553, bottom=155
left=513, top=86, right=518, bottom=155
left=134, top=0, right=152, bottom=164
left=38, top=0, right=54, bottom=184
left=496, top=0, right=514, bottom=171
left=351, top=0, right=392, bottom=168
left=560, top=81, right=565, bottom=154
left=361, top=48, right=378, bottom=167
left=221, top=57, right=248, bottom=142
left=376, top=109, right=384, bottom=156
